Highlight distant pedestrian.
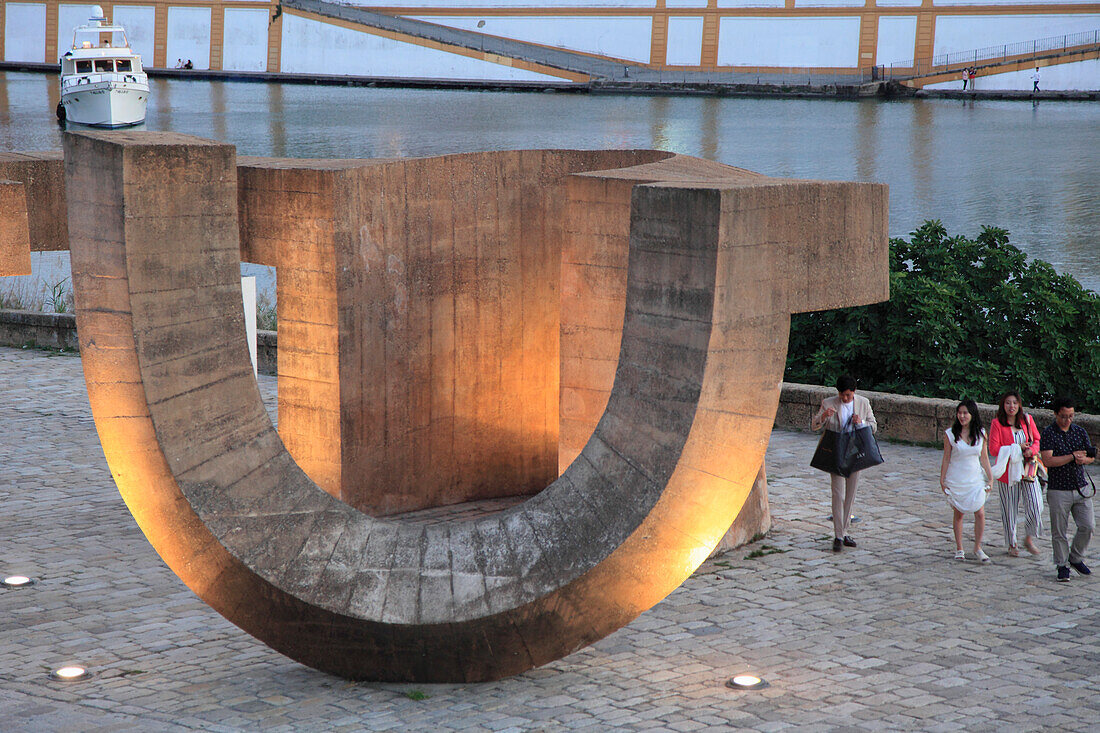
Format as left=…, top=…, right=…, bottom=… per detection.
left=184, top=59, right=193, bottom=70
left=940, top=399, right=994, bottom=563
left=961, top=69, right=968, bottom=91
left=1031, top=66, right=1040, bottom=92
left=175, top=58, right=183, bottom=69
left=1040, top=396, right=1097, bottom=582
left=988, top=390, right=1043, bottom=557
left=968, top=67, right=976, bottom=91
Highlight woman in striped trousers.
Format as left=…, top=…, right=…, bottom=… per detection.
left=988, top=391, right=1044, bottom=556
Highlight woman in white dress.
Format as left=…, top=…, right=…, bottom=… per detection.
left=939, top=399, right=995, bottom=563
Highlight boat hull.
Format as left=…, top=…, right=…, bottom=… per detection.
left=61, top=80, right=148, bottom=127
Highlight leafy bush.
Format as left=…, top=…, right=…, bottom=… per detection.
left=786, top=221, right=1100, bottom=413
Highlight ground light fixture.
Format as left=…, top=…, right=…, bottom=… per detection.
left=2, top=575, right=37, bottom=588
left=50, top=665, right=91, bottom=681
left=726, top=674, right=769, bottom=691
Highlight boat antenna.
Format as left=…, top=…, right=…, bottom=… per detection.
left=91, top=5, right=106, bottom=23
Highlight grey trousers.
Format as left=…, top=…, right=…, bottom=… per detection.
left=1048, top=489, right=1094, bottom=567
left=830, top=471, right=860, bottom=539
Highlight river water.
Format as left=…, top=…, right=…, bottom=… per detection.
left=2, top=71, right=1098, bottom=300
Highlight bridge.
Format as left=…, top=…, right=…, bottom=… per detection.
left=885, top=28, right=1100, bottom=89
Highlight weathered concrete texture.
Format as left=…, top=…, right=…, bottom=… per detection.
left=560, top=163, right=888, bottom=557
left=0, top=180, right=31, bottom=276
left=63, top=131, right=886, bottom=682
left=238, top=150, right=669, bottom=516
left=0, top=152, right=66, bottom=253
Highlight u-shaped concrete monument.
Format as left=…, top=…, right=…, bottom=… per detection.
left=41, top=132, right=886, bottom=682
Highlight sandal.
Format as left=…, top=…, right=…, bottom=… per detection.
left=954, top=550, right=966, bottom=561
left=1007, top=546, right=1019, bottom=558
left=1024, top=538, right=1041, bottom=556
left=976, top=549, right=991, bottom=564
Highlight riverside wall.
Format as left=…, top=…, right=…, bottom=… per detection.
left=3, top=0, right=1099, bottom=90
left=5, top=309, right=1096, bottom=446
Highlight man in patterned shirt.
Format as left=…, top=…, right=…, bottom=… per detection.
left=1039, top=396, right=1097, bottom=582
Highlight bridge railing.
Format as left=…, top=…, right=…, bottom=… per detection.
left=886, top=28, right=1100, bottom=79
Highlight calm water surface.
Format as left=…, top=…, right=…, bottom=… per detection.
left=2, top=71, right=1098, bottom=295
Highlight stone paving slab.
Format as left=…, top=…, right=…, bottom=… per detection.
left=2, top=345, right=1100, bottom=731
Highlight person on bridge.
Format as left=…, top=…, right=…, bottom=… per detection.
left=1031, top=67, right=1041, bottom=92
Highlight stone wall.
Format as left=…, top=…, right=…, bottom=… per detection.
left=0, top=309, right=278, bottom=373
left=2, top=307, right=1094, bottom=449
left=0, top=309, right=79, bottom=351
left=779, top=382, right=1100, bottom=448
left=2, top=308, right=1095, bottom=448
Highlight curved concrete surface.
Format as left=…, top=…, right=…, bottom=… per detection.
left=64, top=131, right=886, bottom=681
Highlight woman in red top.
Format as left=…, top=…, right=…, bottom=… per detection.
left=987, top=390, right=1043, bottom=556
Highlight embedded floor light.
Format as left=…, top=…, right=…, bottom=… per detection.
left=50, top=665, right=90, bottom=681
left=2, top=575, right=36, bottom=588
left=726, top=674, right=768, bottom=690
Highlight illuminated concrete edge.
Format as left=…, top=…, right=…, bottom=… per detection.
left=63, top=131, right=887, bottom=682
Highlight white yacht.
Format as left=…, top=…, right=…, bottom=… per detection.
left=58, top=5, right=148, bottom=127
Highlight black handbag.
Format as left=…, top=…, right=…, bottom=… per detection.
left=810, top=429, right=841, bottom=475
left=837, top=421, right=884, bottom=476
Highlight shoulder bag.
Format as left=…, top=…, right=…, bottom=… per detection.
left=836, top=416, right=885, bottom=476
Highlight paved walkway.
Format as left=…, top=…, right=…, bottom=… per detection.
left=2, top=345, right=1099, bottom=731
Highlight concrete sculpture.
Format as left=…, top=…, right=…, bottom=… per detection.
left=5, top=132, right=887, bottom=681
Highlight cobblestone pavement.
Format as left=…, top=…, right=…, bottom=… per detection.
left=2, top=345, right=1100, bottom=732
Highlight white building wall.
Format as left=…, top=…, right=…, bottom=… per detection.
left=222, top=8, right=269, bottom=71
left=167, top=6, right=212, bottom=70
left=875, top=0, right=922, bottom=6
left=280, top=14, right=568, bottom=80
left=5, top=3, right=46, bottom=62
left=112, top=6, right=156, bottom=66
left=666, top=16, right=704, bottom=66
left=876, top=15, right=917, bottom=65
left=934, top=14, right=1100, bottom=56
left=936, top=0, right=1095, bottom=5
left=408, top=16, right=654, bottom=63
left=717, top=0, right=786, bottom=7
left=666, top=0, right=708, bottom=7
left=717, top=17, right=861, bottom=66
left=796, top=0, right=863, bottom=7
left=355, top=0, right=655, bottom=6
left=925, top=57, right=1100, bottom=89
left=57, top=4, right=95, bottom=58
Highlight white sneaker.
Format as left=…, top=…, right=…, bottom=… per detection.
left=954, top=550, right=966, bottom=561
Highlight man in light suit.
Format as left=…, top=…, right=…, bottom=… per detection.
left=812, top=374, right=878, bottom=552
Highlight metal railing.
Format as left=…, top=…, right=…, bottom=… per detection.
left=887, top=28, right=1100, bottom=79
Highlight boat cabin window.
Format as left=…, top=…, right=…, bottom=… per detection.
left=95, top=59, right=113, bottom=72
left=76, top=60, right=93, bottom=73
left=116, top=59, right=132, bottom=72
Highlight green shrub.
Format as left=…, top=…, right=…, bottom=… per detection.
left=786, top=221, right=1100, bottom=413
